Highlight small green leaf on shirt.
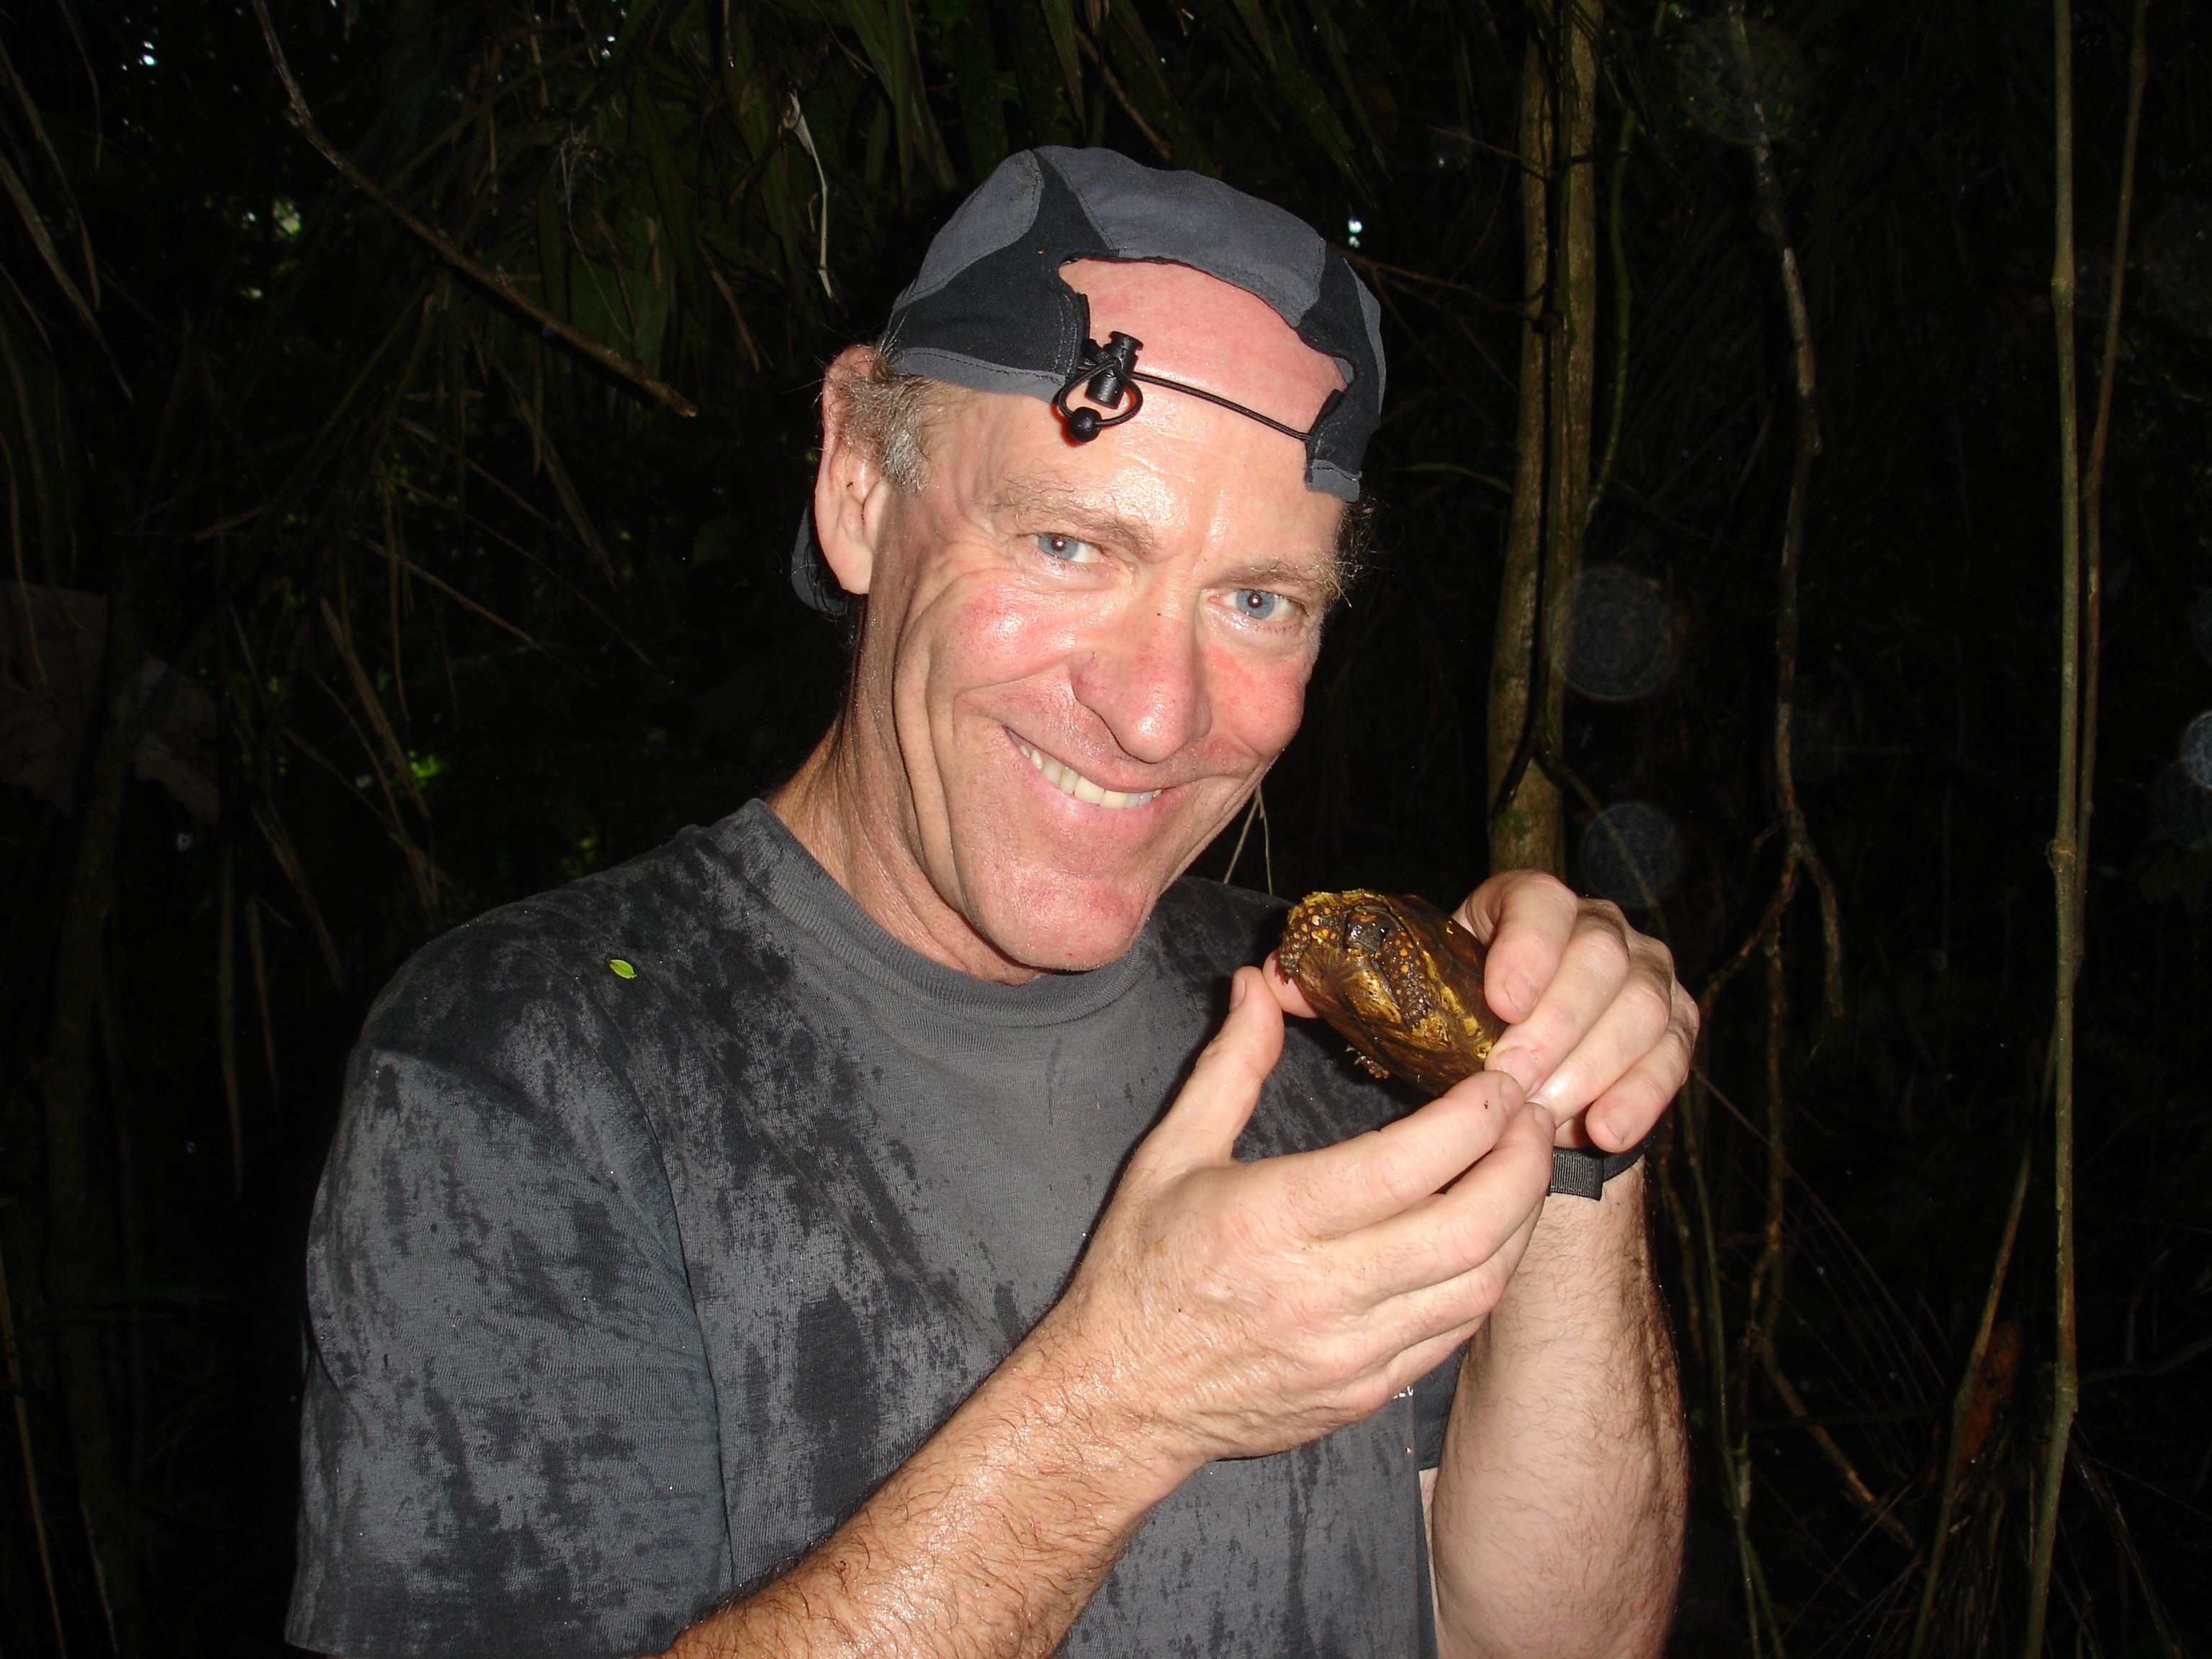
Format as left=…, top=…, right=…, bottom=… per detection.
left=606, top=957, right=637, bottom=979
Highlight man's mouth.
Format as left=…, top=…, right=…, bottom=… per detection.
left=1012, top=736, right=1163, bottom=810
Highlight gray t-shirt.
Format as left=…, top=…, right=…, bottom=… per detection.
left=289, top=801, right=1459, bottom=1658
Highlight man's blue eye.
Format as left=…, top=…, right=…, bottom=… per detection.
left=1035, top=533, right=1087, bottom=561
left=1233, top=589, right=1284, bottom=621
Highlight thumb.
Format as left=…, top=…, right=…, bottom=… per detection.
left=1133, top=967, right=1285, bottom=1174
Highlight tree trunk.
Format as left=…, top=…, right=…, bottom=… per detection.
left=1488, top=4, right=1601, bottom=881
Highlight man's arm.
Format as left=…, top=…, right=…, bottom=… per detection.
left=666, top=1321, right=1181, bottom=1658
left=1424, top=1169, right=1687, bottom=1659
left=1416, top=879, right=1695, bottom=1659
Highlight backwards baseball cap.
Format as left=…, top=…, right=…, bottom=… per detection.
left=791, top=145, right=1386, bottom=614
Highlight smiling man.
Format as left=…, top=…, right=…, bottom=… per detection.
left=289, top=148, right=1693, bottom=1659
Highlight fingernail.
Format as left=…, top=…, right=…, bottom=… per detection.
left=1508, top=972, right=1542, bottom=1017
left=1231, top=971, right=1249, bottom=1010
left=1489, top=1047, right=1540, bottom=1094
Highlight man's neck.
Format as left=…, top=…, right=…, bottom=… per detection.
left=768, top=721, right=1046, bottom=987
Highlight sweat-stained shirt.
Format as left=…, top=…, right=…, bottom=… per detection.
left=287, top=799, right=1462, bottom=1658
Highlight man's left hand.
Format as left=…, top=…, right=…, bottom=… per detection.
left=1452, top=872, right=1696, bottom=1153
left=1271, top=871, right=1696, bottom=1154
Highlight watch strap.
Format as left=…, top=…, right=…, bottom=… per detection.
left=1548, top=1132, right=1653, bottom=1200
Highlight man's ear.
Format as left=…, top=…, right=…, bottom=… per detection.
left=813, top=346, right=896, bottom=600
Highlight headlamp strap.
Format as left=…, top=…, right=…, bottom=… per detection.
left=1053, top=332, right=1341, bottom=449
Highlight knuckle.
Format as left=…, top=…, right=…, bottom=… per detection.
left=1370, top=1141, right=1439, bottom=1209
left=1580, top=920, right=1635, bottom=976
left=1578, top=896, right=1631, bottom=935
left=1623, top=977, right=1676, bottom=1035
left=1445, top=1264, right=1509, bottom=1328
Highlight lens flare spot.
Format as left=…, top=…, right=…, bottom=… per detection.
left=1565, top=566, right=1687, bottom=703
left=1580, top=802, right=1687, bottom=909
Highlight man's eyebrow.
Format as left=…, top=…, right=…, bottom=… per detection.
left=987, top=479, right=1161, bottom=557
left=1223, top=556, right=1334, bottom=595
left=988, top=477, right=1346, bottom=603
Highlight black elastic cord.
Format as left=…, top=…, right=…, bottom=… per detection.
left=1126, top=371, right=1316, bottom=441
left=1054, top=332, right=1334, bottom=448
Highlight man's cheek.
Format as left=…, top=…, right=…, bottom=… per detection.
left=931, top=584, right=1084, bottom=683
left=1212, top=654, right=1311, bottom=760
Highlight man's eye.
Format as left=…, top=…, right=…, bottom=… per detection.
left=1034, top=532, right=1099, bottom=563
left=1232, top=588, right=1287, bottom=622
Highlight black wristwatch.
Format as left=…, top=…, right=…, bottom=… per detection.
left=1547, top=1133, right=1653, bottom=1200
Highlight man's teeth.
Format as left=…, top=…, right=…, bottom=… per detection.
left=1015, top=739, right=1161, bottom=809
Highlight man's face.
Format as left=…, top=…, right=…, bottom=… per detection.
left=819, top=262, right=1349, bottom=976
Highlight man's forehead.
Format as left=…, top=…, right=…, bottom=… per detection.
left=1058, top=259, right=1348, bottom=438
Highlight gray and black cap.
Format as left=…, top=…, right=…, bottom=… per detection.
left=792, top=145, right=1385, bottom=614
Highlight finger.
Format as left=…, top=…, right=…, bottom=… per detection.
left=1343, top=1094, right=1557, bottom=1298
left=1133, top=967, right=1285, bottom=1172
left=1370, top=1172, right=1550, bottom=1364
left=1376, top=1318, right=1484, bottom=1406
left=1480, top=901, right=1646, bottom=1105
left=1269, top=1070, right=1526, bottom=1238
left=1574, top=981, right=1698, bottom=1151
left=1455, top=871, right=1581, bottom=1025
left=1262, top=950, right=1320, bottom=1020
left=1503, top=929, right=1690, bottom=1150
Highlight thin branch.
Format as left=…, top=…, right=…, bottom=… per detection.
left=248, top=0, right=698, bottom=419
left=1910, top=1141, right=2032, bottom=1659
left=2024, top=0, right=2086, bottom=1641
left=1076, top=31, right=1172, bottom=164
left=1586, top=108, right=1635, bottom=526
left=0, top=1235, right=68, bottom=1657
left=2068, top=1443, right=2186, bottom=1658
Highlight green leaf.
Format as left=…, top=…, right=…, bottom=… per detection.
left=952, top=17, right=1010, bottom=177
left=1035, top=0, right=1086, bottom=115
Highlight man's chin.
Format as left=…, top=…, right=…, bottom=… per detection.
left=967, top=881, right=1161, bottom=975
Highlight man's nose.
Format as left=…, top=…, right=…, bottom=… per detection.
left=1071, top=603, right=1211, bottom=765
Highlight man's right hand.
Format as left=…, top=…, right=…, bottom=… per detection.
left=1031, top=964, right=1558, bottom=1482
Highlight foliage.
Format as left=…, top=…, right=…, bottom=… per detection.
left=0, top=0, right=2208, bottom=1653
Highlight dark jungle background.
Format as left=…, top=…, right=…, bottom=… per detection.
left=1, top=0, right=2208, bottom=1653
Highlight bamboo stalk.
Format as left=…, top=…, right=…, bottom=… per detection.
left=1488, top=0, right=1600, bottom=878
left=1487, top=32, right=1555, bottom=875
left=2023, top=0, right=2144, bottom=1645
left=2079, top=0, right=2147, bottom=891
left=2023, top=0, right=2085, bottom=1645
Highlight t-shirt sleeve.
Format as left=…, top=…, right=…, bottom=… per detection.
left=1411, top=1344, right=1466, bottom=1471
left=287, top=930, right=730, bottom=1659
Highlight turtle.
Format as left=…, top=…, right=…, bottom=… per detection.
left=1276, top=889, right=1509, bottom=1097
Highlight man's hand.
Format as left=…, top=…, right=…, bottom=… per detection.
left=1037, top=965, right=1557, bottom=1478
left=674, top=964, right=1561, bottom=1659
left=1268, top=873, right=1696, bottom=1156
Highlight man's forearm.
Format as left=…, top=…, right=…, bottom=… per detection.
left=1426, top=1167, right=1688, bottom=1659
left=665, top=1323, right=1188, bottom=1659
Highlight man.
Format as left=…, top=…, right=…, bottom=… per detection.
left=289, top=148, right=1694, bottom=1659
